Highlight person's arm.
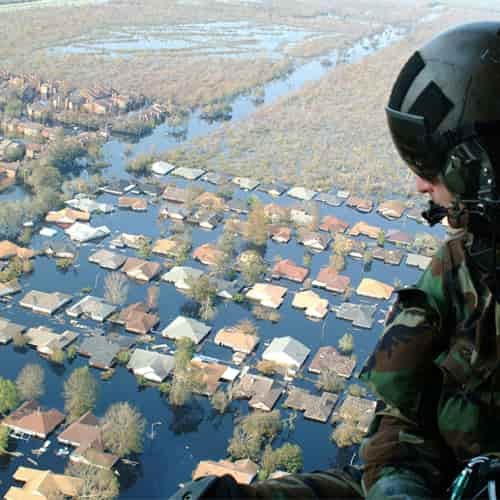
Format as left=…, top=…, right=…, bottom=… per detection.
left=359, top=247, right=455, bottom=493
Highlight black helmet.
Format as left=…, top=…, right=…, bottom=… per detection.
left=386, top=22, right=500, bottom=203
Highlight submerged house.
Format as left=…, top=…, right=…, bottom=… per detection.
left=88, top=249, right=126, bottom=270
left=57, top=411, right=118, bottom=470
left=309, top=346, right=356, bottom=378
left=214, top=325, right=260, bottom=354
left=346, top=196, right=373, bottom=213
left=117, top=302, right=159, bottom=335
left=20, top=290, right=72, bottom=315
left=319, top=215, right=349, bottom=234
left=65, top=196, right=113, bottom=214
left=377, top=199, right=406, bottom=219
left=298, top=231, right=330, bottom=251
left=193, top=459, right=258, bottom=485
left=348, top=221, right=382, bottom=239
left=332, top=302, right=377, bottom=329
left=312, top=267, right=350, bottom=294
left=151, top=160, right=176, bottom=176
left=0, top=317, right=25, bottom=344
left=283, top=387, right=337, bottom=423
left=161, top=266, right=204, bottom=290
left=287, top=186, right=317, bottom=201
left=292, top=290, right=329, bottom=319
left=25, top=326, right=79, bottom=357
left=45, top=207, right=90, bottom=227
left=262, top=336, right=310, bottom=372
left=171, top=166, right=205, bottom=180
left=0, top=279, right=22, bottom=297
left=122, top=257, right=161, bottom=282
left=127, top=348, right=174, bottom=382
left=65, top=222, right=110, bottom=243
left=246, top=283, right=287, bottom=309
left=269, top=225, right=291, bottom=243
left=153, top=236, right=190, bottom=258
left=234, top=373, right=283, bottom=412
left=332, top=395, right=377, bottom=434
left=356, top=278, right=394, bottom=300
left=5, top=467, right=83, bottom=500
left=78, top=336, right=124, bottom=370
left=232, top=176, right=259, bottom=191
left=271, top=259, right=308, bottom=283
left=3, top=400, right=65, bottom=439
left=0, top=240, right=35, bottom=260
left=117, top=196, right=148, bottom=211
left=66, top=296, right=117, bottom=322
left=161, top=316, right=211, bottom=345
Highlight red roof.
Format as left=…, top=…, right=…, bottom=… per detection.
left=319, top=215, right=349, bottom=233
left=4, top=400, right=65, bottom=438
left=313, top=267, right=350, bottom=293
left=271, top=259, right=308, bottom=283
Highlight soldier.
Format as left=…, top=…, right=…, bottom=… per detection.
left=172, top=21, right=500, bottom=499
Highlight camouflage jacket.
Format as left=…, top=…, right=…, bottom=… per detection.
left=359, top=231, right=500, bottom=492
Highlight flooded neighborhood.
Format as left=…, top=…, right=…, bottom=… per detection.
left=0, top=0, right=497, bottom=498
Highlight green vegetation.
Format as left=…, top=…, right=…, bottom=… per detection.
left=116, top=350, right=131, bottom=365
left=338, top=333, right=354, bottom=355
left=50, top=348, right=65, bottom=365
left=331, top=422, right=365, bottom=448
left=67, top=345, right=78, bottom=361
left=0, top=257, right=33, bottom=283
left=184, top=274, right=217, bottom=321
left=65, top=462, right=119, bottom=500
left=0, top=426, right=9, bottom=455
left=228, top=411, right=282, bottom=461
left=259, top=443, right=303, bottom=480
left=125, top=153, right=155, bottom=176
left=0, top=377, right=18, bottom=415
left=316, top=368, right=345, bottom=394
left=12, top=330, right=27, bottom=348
left=63, top=366, right=98, bottom=422
left=15, top=364, right=44, bottom=401
left=210, top=387, right=233, bottom=414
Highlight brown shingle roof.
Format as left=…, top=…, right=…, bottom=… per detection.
left=4, top=400, right=65, bottom=438
left=312, top=267, right=350, bottom=293
left=271, top=259, right=308, bottom=283
left=309, top=346, right=356, bottom=378
left=0, top=240, right=34, bottom=260
left=214, top=327, right=259, bottom=354
left=193, top=459, right=258, bottom=485
left=193, top=243, right=223, bottom=267
left=319, top=215, right=349, bottom=234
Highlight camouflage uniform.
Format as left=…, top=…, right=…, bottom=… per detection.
left=173, top=231, right=500, bottom=499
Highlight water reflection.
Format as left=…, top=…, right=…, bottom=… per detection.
left=169, top=398, right=205, bottom=435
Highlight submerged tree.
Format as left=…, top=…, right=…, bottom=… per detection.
left=104, top=271, right=129, bottom=306
left=0, top=377, right=18, bottom=415
left=63, top=367, right=98, bottom=422
left=15, top=364, right=45, bottom=401
left=65, top=462, right=119, bottom=500
left=102, top=402, right=146, bottom=457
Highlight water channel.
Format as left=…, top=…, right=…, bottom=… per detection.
left=0, top=20, right=445, bottom=498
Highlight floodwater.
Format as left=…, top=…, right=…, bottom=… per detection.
left=48, top=22, right=318, bottom=59
left=0, top=19, right=445, bottom=499
left=0, top=177, right=445, bottom=498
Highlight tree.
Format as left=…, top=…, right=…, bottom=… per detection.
left=240, top=253, right=267, bottom=286
left=4, top=97, right=23, bottom=118
left=65, top=463, right=119, bottom=500
left=50, top=348, right=65, bottom=365
left=12, top=330, right=27, bottom=348
left=259, top=443, right=303, bottom=480
left=211, top=387, right=233, bottom=414
left=377, top=230, right=385, bottom=247
left=63, top=367, right=98, bottom=421
left=104, top=271, right=129, bottom=306
left=47, top=138, right=87, bottom=172
left=235, top=319, right=258, bottom=336
left=16, top=364, right=44, bottom=401
left=338, top=333, right=354, bottom=355
left=244, top=200, right=269, bottom=248
left=228, top=411, right=282, bottom=461
left=102, top=402, right=146, bottom=457
left=0, top=426, right=9, bottom=454
left=185, top=274, right=217, bottom=320
left=0, top=377, right=18, bottom=415
left=316, top=368, right=345, bottom=393
left=146, top=284, right=160, bottom=311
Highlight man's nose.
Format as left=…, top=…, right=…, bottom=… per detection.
left=415, top=175, right=433, bottom=194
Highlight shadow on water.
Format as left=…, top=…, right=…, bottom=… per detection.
left=169, top=398, right=205, bottom=435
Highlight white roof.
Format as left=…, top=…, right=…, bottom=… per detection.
left=287, top=186, right=317, bottom=201
left=161, top=316, right=211, bottom=344
left=65, top=222, right=110, bottom=243
left=406, top=253, right=432, bottom=270
left=221, top=367, right=240, bottom=382
left=161, top=266, right=204, bottom=290
left=40, top=227, right=57, bottom=237
left=66, top=197, right=113, bottom=213
left=171, top=166, right=205, bottom=180
left=262, top=336, right=310, bottom=368
left=151, top=161, right=176, bottom=175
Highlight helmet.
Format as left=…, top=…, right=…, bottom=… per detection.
left=386, top=22, right=500, bottom=205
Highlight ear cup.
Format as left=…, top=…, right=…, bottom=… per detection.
left=441, top=140, right=492, bottom=198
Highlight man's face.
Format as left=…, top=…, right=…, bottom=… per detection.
left=415, top=175, right=455, bottom=207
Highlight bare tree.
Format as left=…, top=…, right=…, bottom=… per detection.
left=104, top=271, right=129, bottom=306
left=63, top=367, right=98, bottom=422
left=146, top=284, right=160, bottom=311
left=16, top=364, right=44, bottom=401
left=65, top=462, right=119, bottom=500
left=101, top=402, right=146, bottom=457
